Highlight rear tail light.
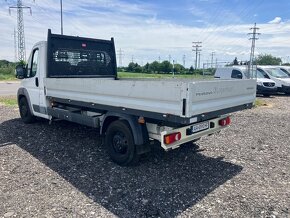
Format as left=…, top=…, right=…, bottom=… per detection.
left=219, top=117, right=231, bottom=126
left=164, top=132, right=181, bottom=145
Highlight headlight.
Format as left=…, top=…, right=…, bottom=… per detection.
left=257, top=81, right=263, bottom=86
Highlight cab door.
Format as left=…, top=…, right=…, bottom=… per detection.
left=21, top=48, right=42, bottom=116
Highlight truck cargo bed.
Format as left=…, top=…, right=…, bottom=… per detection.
left=44, top=78, right=256, bottom=125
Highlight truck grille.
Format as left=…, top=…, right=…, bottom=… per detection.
left=263, top=82, right=275, bottom=87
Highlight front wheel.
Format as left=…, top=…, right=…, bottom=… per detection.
left=105, top=120, right=139, bottom=166
left=19, top=97, right=36, bottom=124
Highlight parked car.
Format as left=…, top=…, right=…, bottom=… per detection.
left=215, top=66, right=277, bottom=97
left=257, top=66, right=290, bottom=94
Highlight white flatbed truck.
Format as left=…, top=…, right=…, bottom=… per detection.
left=16, top=30, right=256, bottom=165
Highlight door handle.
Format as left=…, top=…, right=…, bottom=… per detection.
left=35, top=77, right=39, bottom=87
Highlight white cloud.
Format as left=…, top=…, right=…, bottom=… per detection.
left=268, top=17, right=282, bottom=24
left=0, top=1, right=290, bottom=66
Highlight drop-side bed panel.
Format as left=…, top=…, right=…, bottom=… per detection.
left=44, top=78, right=256, bottom=124
left=44, top=78, right=186, bottom=116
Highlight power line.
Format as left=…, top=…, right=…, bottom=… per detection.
left=248, top=23, right=260, bottom=78
left=192, top=41, right=202, bottom=70
left=9, top=0, right=32, bottom=62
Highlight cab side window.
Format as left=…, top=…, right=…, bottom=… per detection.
left=231, top=69, right=243, bottom=79
left=28, top=49, right=39, bottom=78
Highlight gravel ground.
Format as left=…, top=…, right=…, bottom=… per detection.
left=0, top=96, right=289, bottom=217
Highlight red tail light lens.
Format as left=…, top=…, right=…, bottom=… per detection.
left=219, top=117, right=231, bottom=126
left=164, top=132, right=181, bottom=145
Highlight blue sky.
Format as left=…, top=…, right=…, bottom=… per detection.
left=1, top=0, right=290, bottom=66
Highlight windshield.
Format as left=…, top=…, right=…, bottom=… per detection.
left=265, top=68, right=290, bottom=78
left=257, top=70, right=268, bottom=78
left=281, top=68, right=290, bottom=76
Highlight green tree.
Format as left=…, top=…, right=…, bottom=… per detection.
left=189, top=66, right=194, bottom=74
left=149, top=61, right=161, bottom=73
left=127, top=62, right=136, bottom=72
left=173, top=63, right=185, bottom=73
left=143, top=63, right=150, bottom=73
left=256, top=54, right=282, bottom=65
left=160, top=61, right=172, bottom=73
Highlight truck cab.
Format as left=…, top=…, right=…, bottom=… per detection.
left=214, top=66, right=277, bottom=97
left=17, top=41, right=49, bottom=120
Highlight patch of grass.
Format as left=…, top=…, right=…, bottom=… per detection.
left=0, top=96, right=18, bottom=107
left=0, top=74, right=16, bottom=81
left=0, top=67, right=16, bottom=81
left=118, top=72, right=213, bottom=79
left=254, top=99, right=266, bottom=107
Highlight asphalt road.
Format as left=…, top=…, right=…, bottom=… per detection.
left=0, top=82, right=20, bottom=96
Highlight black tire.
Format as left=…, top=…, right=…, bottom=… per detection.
left=19, top=97, right=36, bottom=124
left=105, top=120, right=139, bottom=166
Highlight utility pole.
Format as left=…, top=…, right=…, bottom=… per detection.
left=131, top=55, right=134, bottom=63
left=211, top=52, right=215, bottom=68
left=198, top=52, right=201, bottom=69
left=60, top=0, right=63, bottom=35
left=172, top=60, right=175, bottom=77
left=13, top=28, right=18, bottom=62
left=117, top=48, right=124, bottom=67
left=248, top=23, right=260, bottom=78
left=158, top=56, right=161, bottom=63
left=182, top=55, right=186, bottom=67
left=9, top=0, right=32, bottom=62
left=192, top=41, right=202, bottom=70
left=168, top=55, right=171, bottom=63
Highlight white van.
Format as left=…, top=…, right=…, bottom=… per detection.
left=257, top=66, right=290, bottom=94
left=215, top=66, right=277, bottom=97
left=278, top=66, right=290, bottom=76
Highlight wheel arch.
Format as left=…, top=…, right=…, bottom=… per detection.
left=101, top=112, right=149, bottom=146
left=17, top=88, right=34, bottom=114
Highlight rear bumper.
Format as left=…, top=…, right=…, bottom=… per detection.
left=158, top=116, right=229, bottom=151
left=256, top=85, right=277, bottom=95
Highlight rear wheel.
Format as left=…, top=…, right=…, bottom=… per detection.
left=19, top=97, right=35, bottom=124
left=105, top=120, right=139, bottom=166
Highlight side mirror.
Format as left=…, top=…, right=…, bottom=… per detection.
left=15, top=65, right=27, bottom=79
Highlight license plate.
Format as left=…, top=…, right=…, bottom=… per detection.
left=191, top=121, right=209, bottom=133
